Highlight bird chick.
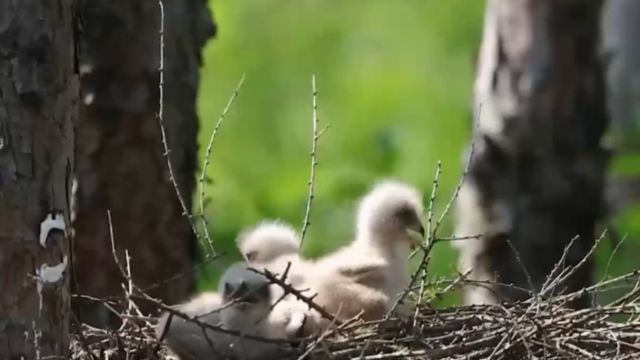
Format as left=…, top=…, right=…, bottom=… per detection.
left=156, top=263, right=293, bottom=360
left=236, top=221, right=300, bottom=265
left=308, top=180, right=425, bottom=323
left=350, top=180, right=424, bottom=297
left=155, top=292, right=224, bottom=360
left=218, top=263, right=273, bottom=333
left=235, top=221, right=316, bottom=336
left=236, top=221, right=312, bottom=287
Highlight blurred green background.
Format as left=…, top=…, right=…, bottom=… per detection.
left=194, top=0, right=639, bottom=305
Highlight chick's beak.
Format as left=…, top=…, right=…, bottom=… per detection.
left=406, top=225, right=425, bottom=249
left=409, top=238, right=418, bottom=250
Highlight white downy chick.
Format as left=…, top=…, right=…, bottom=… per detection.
left=308, top=180, right=425, bottom=323
left=236, top=220, right=313, bottom=285
left=236, top=221, right=300, bottom=265
left=236, top=220, right=309, bottom=285
left=235, top=221, right=315, bottom=336
left=156, top=263, right=293, bottom=360
left=155, top=292, right=224, bottom=360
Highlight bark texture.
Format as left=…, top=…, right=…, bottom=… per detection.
left=455, top=0, right=609, bottom=308
left=0, top=0, right=77, bottom=357
left=72, top=0, right=216, bottom=326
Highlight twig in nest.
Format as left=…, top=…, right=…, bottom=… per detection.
left=432, top=103, right=481, bottom=238
left=297, top=307, right=367, bottom=360
left=506, top=239, right=536, bottom=299
left=540, top=230, right=607, bottom=299
left=389, top=163, right=442, bottom=318
left=248, top=267, right=341, bottom=325
left=300, top=74, right=330, bottom=245
left=198, top=75, right=246, bottom=255
left=139, top=252, right=225, bottom=294
left=412, top=161, right=442, bottom=326
left=131, top=294, right=291, bottom=344
left=156, top=0, right=201, bottom=249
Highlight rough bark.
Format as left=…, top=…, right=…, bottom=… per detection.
left=72, top=0, right=216, bottom=326
left=0, top=0, right=77, bottom=357
left=455, top=0, right=609, bottom=309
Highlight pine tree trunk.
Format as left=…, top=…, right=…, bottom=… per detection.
left=455, top=0, right=609, bottom=308
left=72, top=0, right=216, bottom=326
left=0, top=0, right=77, bottom=357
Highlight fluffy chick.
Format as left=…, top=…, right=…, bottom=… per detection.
left=236, top=221, right=314, bottom=284
left=155, top=292, right=223, bottom=360
left=308, top=180, right=425, bottom=323
left=156, top=263, right=293, bottom=360
left=236, top=221, right=300, bottom=265
left=235, top=221, right=315, bottom=335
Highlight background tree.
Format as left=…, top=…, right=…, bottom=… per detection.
left=455, top=0, right=609, bottom=308
left=72, top=0, right=216, bottom=326
left=0, top=0, right=77, bottom=357
left=602, top=0, right=640, bottom=231
left=603, top=0, right=640, bottom=145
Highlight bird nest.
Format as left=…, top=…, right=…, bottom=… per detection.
left=70, top=267, right=640, bottom=360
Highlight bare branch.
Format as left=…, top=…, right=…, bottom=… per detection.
left=300, top=74, right=329, bottom=245
left=432, top=103, right=482, bottom=237
left=248, top=266, right=341, bottom=325
left=198, top=75, right=246, bottom=254
left=155, top=0, right=200, bottom=247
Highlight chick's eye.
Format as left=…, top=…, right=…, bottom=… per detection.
left=394, top=206, right=416, bottom=224
left=245, top=251, right=257, bottom=261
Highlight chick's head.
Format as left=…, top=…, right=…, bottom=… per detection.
left=236, top=221, right=300, bottom=264
left=219, top=262, right=272, bottom=330
left=357, top=180, right=425, bottom=248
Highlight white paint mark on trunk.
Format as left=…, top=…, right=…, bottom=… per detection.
left=39, top=212, right=66, bottom=247
left=35, top=256, right=68, bottom=314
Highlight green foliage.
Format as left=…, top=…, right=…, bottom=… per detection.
left=196, top=1, right=485, bottom=294
left=195, top=0, right=639, bottom=306
left=594, top=205, right=640, bottom=304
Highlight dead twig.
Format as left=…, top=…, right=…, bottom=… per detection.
left=248, top=266, right=342, bottom=325
left=198, top=75, right=246, bottom=254
left=300, top=74, right=329, bottom=245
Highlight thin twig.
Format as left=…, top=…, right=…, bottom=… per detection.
left=425, top=161, right=442, bottom=244
left=604, top=234, right=628, bottom=280
left=506, top=239, right=536, bottom=298
left=540, top=234, right=580, bottom=295
left=432, top=103, right=482, bottom=237
left=296, top=304, right=345, bottom=360
left=198, top=75, right=246, bottom=255
left=300, top=75, right=329, bottom=245
left=413, top=161, right=442, bottom=326
left=107, top=210, right=127, bottom=283
left=389, top=163, right=442, bottom=318
left=248, top=266, right=341, bottom=325
left=541, top=230, right=607, bottom=298
left=156, top=0, right=201, bottom=249
left=436, top=234, right=483, bottom=242
left=139, top=252, right=225, bottom=294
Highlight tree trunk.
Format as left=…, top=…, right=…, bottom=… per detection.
left=455, top=0, right=609, bottom=309
left=602, top=0, right=640, bottom=210
left=0, top=0, right=77, bottom=357
left=603, top=0, right=640, bottom=139
left=72, top=0, right=216, bottom=326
